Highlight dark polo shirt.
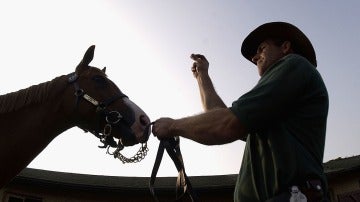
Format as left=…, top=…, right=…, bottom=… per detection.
left=230, top=54, right=329, bottom=202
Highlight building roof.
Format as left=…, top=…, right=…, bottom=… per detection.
left=14, top=168, right=236, bottom=192
left=10, top=155, right=359, bottom=191
left=323, top=155, right=360, bottom=177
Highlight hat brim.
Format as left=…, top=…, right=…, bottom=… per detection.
left=241, top=22, right=317, bottom=67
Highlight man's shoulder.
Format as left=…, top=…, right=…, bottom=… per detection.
left=282, top=54, right=316, bottom=70
left=274, top=53, right=307, bottom=66
left=266, top=54, right=317, bottom=77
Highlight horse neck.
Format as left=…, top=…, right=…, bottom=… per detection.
left=0, top=75, right=77, bottom=187
left=0, top=75, right=74, bottom=139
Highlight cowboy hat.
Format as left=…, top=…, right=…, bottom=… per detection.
left=241, top=22, right=317, bottom=67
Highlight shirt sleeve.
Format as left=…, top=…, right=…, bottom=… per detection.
left=230, top=54, right=314, bottom=132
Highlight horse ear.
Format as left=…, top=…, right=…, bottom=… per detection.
left=102, top=67, right=106, bottom=73
left=76, top=45, right=95, bottom=73
left=82, top=45, right=95, bottom=65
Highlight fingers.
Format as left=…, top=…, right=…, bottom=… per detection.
left=152, top=118, right=175, bottom=140
left=191, top=54, right=207, bottom=62
left=151, top=119, right=166, bottom=137
left=190, top=53, right=209, bottom=76
left=151, top=120, right=159, bottom=135
left=191, top=62, right=197, bottom=73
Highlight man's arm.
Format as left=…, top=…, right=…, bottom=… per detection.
left=153, top=108, right=247, bottom=145
left=191, top=54, right=226, bottom=111
left=152, top=54, right=247, bottom=144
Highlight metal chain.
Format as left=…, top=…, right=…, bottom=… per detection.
left=102, top=122, right=153, bottom=164
left=107, top=142, right=149, bottom=164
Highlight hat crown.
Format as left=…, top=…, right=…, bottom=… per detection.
left=241, top=22, right=317, bottom=67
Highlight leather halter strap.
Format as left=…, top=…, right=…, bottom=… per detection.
left=149, top=136, right=198, bottom=202
left=69, top=72, right=128, bottom=112
left=67, top=72, right=131, bottom=148
left=66, top=72, right=151, bottom=164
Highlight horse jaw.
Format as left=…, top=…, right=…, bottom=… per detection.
left=123, top=98, right=151, bottom=143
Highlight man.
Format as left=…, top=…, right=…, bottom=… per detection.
left=152, top=22, right=329, bottom=201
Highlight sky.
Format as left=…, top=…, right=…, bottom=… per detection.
left=0, top=0, right=359, bottom=177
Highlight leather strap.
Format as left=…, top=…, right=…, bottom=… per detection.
left=149, top=137, right=198, bottom=202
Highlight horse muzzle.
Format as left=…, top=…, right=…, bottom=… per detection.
left=111, top=114, right=152, bottom=147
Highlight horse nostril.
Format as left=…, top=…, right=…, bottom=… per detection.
left=139, top=115, right=149, bottom=126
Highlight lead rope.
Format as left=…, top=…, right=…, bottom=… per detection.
left=149, top=136, right=198, bottom=202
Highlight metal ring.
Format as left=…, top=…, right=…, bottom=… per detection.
left=74, top=89, right=84, bottom=97
left=103, top=124, right=112, bottom=136
left=106, top=111, right=123, bottom=124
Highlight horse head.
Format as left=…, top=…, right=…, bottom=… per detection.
left=66, top=45, right=151, bottom=153
left=0, top=45, right=153, bottom=189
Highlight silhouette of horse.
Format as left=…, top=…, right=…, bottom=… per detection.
left=0, top=45, right=151, bottom=188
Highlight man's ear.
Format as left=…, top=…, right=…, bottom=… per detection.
left=281, top=41, right=293, bottom=54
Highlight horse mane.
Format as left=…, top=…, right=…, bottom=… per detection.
left=0, top=75, right=66, bottom=113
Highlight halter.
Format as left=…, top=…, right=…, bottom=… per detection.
left=68, top=72, right=197, bottom=200
left=67, top=72, right=149, bottom=163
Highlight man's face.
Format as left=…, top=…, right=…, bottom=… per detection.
left=251, top=39, right=287, bottom=76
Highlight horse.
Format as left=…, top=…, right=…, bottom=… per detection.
left=0, top=45, right=151, bottom=189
